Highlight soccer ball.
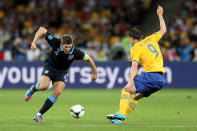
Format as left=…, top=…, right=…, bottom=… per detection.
left=70, top=104, right=85, bottom=118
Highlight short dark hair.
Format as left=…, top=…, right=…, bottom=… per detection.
left=129, top=27, right=143, bottom=40
left=61, top=34, right=73, bottom=45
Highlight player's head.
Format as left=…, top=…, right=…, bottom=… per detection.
left=61, top=34, right=73, bottom=54
left=129, top=27, right=143, bottom=45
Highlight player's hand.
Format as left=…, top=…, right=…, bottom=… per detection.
left=31, top=42, right=37, bottom=51
left=124, top=81, right=136, bottom=93
left=124, top=83, right=132, bottom=92
left=91, top=72, right=97, bottom=81
left=157, top=5, right=163, bottom=16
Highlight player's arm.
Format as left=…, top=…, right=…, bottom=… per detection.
left=157, top=5, right=167, bottom=35
left=85, top=55, right=97, bottom=80
left=129, top=47, right=140, bottom=80
left=125, top=61, right=139, bottom=92
left=31, top=27, right=47, bottom=51
left=129, top=61, right=139, bottom=80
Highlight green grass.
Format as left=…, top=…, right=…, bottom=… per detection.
left=0, top=88, right=197, bottom=131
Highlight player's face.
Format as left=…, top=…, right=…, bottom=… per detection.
left=130, top=37, right=134, bottom=45
left=62, top=43, right=73, bottom=54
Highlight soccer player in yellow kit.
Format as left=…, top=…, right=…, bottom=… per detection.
left=107, top=5, right=167, bottom=124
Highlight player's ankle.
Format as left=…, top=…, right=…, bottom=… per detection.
left=37, top=112, right=42, bottom=116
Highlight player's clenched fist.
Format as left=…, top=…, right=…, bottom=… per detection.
left=157, top=5, right=163, bottom=16
left=31, top=42, right=37, bottom=51
left=91, top=73, right=97, bottom=81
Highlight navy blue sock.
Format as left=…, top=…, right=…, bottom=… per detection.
left=39, top=95, right=57, bottom=115
left=30, top=82, right=40, bottom=93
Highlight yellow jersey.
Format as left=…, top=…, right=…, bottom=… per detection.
left=130, top=32, right=165, bottom=73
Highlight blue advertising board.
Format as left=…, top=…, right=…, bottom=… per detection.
left=0, top=62, right=197, bottom=88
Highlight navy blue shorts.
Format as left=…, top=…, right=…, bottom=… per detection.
left=41, top=64, right=68, bottom=84
left=134, top=72, right=166, bottom=97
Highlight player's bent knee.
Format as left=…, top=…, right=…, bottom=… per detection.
left=53, top=90, right=63, bottom=98
left=39, top=85, right=49, bottom=90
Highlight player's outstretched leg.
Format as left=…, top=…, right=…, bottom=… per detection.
left=107, top=99, right=137, bottom=124
left=34, top=113, right=43, bottom=122
left=107, top=91, right=130, bottom=124
left=125, top=97, right=138, bottom=116
left=25, top=82, right=39, bottom=101
left=33, top=94, right=57, bottom=122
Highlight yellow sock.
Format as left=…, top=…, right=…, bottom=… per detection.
left=118, top=92, right=130, bottom=115
left=125, top=98, right=138, bottom=116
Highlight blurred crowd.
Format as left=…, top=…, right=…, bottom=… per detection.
left=0, top=0, right=151, bottom=62
left=0, top=0, right=196, bottom=62
left=160, top=0, right=197, bottom=62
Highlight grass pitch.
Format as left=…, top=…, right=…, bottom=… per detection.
left=0, top=88, right=197, bottom=131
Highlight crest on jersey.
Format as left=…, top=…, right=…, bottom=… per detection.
left=54, top=48, right=61, bottom=56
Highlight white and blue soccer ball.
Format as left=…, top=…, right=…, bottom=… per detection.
left=70, top=104, right=85, bottom=118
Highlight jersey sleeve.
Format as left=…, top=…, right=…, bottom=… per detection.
left=74, top=48, right=86, bottom=60
left=150, top=32, right=163, bottom=42
left=130, top=47, right=140, bottom=62
left=44, top=31, right=61, bottom=47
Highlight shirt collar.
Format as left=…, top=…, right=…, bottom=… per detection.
left=60, top=45, right=74, bottom=54
left=69, top=46, right=74, bottom=54
left=60, top=45, right=63, bottom=51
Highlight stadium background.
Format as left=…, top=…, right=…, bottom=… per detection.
left=0, top=0, right=197, bottom=131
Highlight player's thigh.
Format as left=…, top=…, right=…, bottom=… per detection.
left=39, top=75, right=51, bottom=90
left=53, top=81, right=66, bottom=98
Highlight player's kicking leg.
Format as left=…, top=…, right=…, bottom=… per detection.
left=25, top=83, right=39, bottom=101
left=107, top=90, right=129, bottom=124
left=25, top=76, right=50, bottom=101
left=33, top=81, right=65, bottom=122
left=107, top=85, right=140, bottom=124
left=107, top=86, right=132, bottom=124
left=107, top=93, right=143, bottom=124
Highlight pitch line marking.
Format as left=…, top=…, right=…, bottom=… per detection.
left=0, top=124, right=197, bottom=128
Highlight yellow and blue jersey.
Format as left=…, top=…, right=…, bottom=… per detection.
left=130, top=32, right=165, bottom=73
